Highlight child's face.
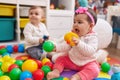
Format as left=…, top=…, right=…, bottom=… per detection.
left=72, top=14, right=94, bottom=37
left=29, top=8, right=42, bottom=24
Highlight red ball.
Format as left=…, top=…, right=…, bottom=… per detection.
left=8, top=64, right=19, bottom=72
left=13, top=45, right=18, bottom=52
left=32, top=69, right=44, bottom=80
left=35, top=60, right=42, bottom=69
left=25, top=78, right=33, bottom=80
left=44, top=61, right=53, bottom=70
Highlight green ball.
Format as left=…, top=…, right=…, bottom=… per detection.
left=0, top=62, right=2, bottom=68
left=0, top=70, right=3, bottom=76
left=43, top=41, right=54, bottom=52
left=0, top=48, right=7, bottom=54
left=15, top=60, right=23, bottom=68
left=41, top=65, right=51, bottom=76
left=9, top=68, right=22, bottom=80
left=101, top=62, right=111, bottom=72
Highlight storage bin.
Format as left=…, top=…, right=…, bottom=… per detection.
left=20, top=18, right=29, bottom=28
left=0, top=18, right=16, bottom=41
left=19, top=7, right=30, bottom=17
left=0, top=5, right=16, bottom=16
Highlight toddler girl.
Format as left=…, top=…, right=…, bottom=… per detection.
left=47, top=7, right=99, bottom=80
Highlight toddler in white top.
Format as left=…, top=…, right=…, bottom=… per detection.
left=23, top=6, right=49, bottom=59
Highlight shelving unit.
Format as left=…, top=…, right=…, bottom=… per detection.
left=47, top=0, right=75, bottom=38
left=0, top=0, right=75, bottom=45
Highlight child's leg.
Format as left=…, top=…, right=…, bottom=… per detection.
left=74, top=61, right=100, bottom=80
left=47, top=55, right=84, bottom=80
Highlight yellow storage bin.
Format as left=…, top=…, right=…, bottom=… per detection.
left=0, top=4, right=16, bottom=16
left=20, top=18, right=29, bottom=28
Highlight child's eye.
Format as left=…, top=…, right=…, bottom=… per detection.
left=78, top=21, right=81, bottom=24
left=35, top=13, right=39, bottom=15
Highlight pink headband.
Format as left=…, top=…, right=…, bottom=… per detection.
left=75, top=7, right=95, bottom=25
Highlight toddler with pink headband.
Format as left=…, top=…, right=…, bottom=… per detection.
left=47, top=7, right=99, bottom=80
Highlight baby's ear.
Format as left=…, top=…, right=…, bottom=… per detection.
left=89, top=23, right=94, bottom=30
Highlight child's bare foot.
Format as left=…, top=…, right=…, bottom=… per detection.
left=70, top=74, right=81, bottom=80
left=47, top=69, right=60, bottom=80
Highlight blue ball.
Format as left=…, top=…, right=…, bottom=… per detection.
left=20, top=71, right=32, bottom=80
left=6, top=45, right=13, bottom=53
left=18, top=44, right=25, bottom=53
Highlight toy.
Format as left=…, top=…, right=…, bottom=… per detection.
left=32, top=69, right=44, bottom=80
left=20, top=71, right=32, bottom=80
left=8, top=64, right=19, bottom=72
left=15, top=60, right=23, bottom=68
left=111, top=64, right=120, bottom=80
left=13, top=45, right=18, bottom=52
left=42, top=58, right=50, bottom=65
left=52, top=77, right=69, bottom=80
left=64, top=32, right=79, bottom=46
left=41, top=65, right=51, bottom=76
left=0, top=75, right=10, bottom=80
left=6, top=45, right=13, bottom=53
left=18, top=44, right=25, bottom=53
left=9, top=68, right=22, bottom=80
left=43, top=41, right=54, bottom=52
left=22, top=59, right=38, bottom=73
left=35, top=60, right=42, bottom=69
left=101, top=62, right=111, bottom=73
left=94, top=78, right=110, bottom=80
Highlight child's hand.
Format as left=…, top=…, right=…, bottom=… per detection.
left=39, top=38, right=44, bottom=44
left=72, top=37, right=79, bottom=45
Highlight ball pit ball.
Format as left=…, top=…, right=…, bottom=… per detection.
left=42, top=58, right=50, bottom=65
left=25, top=78, right=33, bottom=80
left=43, top=41, right=54, bottom=52
left=101, top=62, right=111, bottom=72
left=0, top=75, right=10, bottom=80
left=15, top=60, right=23, bottom=68
left=0, top=70, right=3, bottom=76
left=1, top=62, right=11, bottom=72
left=20, top=71, right=32, bottom=80
left=35, top=60, right=42, bottom=69
left=33, top=69, right=44, bottom=80
left=22, top=59, right=38, bottom=73
left=41, top=65, right=51, bottom=76
left=13, top=45, right=18, bottom=52
left=44, top=61, right=53, bottom=70
left=9, top=68, right=22, bottom=80
left=8, top=64, right=19, bottom=72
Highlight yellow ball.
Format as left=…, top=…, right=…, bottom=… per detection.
left=0, top=75, right=10, bottom=80
left=22, top=59, right=38, bottom=73
left=64, top=32, right=79, bottom=46
left=1, top=62, right=12, bottom=72
left=42, top=58, right=50, bottom=65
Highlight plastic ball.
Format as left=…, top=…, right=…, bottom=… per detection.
left=42, top=58, right=50, bottom=65
left=9, top=68, right=22, bottom=80
left=25, top=78, right=33, bottom=80
left=101, top=62, right=111, bottom=72
left=15, top=60, right=23, bottom=68
left=0, top=70, right=3, bottom=76
left=18, top=44, right=25, bottom=53
left=43, top=41, right=54, bottom=52
left=64, top=32, right=79, bottom=46
left=6, top=45, right=13, bottom=53
left=0, top=62, right=2, bottom=68
left=8, top=64, right=19, bottom=72
left=1, top=62, right=12, bottom=72
left=13, top=45, right=18, bottom=52
left=0, top=48, right=7, bottom=55
left=44, top=61, right=53, bottom=70
left=20, top=71, right=32, bottom=80
left=0, top=45, right=6, bottom=49
left=0, top=75, right=10, bottom=80
left=2, top=55, right=11, bottom=62
left=35, top=60, right=42, bottom=69
left=41, top=65, right=51, bottom=76
left=22, top=59, right=38, bottom=73
left=33, top=69, right=44, bottom=80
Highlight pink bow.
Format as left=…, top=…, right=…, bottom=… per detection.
left=75, top=7, right=88, bottom=14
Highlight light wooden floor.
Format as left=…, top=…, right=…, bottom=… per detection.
left=105, top=43, right=120, bottom=60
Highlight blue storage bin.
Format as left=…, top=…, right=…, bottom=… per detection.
left=0, top=18, right=16, bottom=41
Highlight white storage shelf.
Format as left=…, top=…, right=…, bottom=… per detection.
left=0, top=0, right=75, bottom=45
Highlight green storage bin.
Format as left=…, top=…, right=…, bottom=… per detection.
left=0, top=18, right=16, bottom=41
